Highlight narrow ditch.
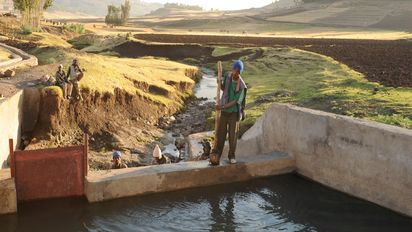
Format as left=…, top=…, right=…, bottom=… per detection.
left=156, top=68, right=217, bottom=162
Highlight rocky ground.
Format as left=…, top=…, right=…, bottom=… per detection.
left=21, top=85, right=212, bottom=171
left=160, top=96, right=214, bottom=137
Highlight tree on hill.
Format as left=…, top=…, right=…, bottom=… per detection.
left=13, top=0, right=54, bottom=30
left=121, top=0, right=131, bottom=25
left=105, top=5, right=122, bottom=26
left=105, top=0, right=131, bottom=26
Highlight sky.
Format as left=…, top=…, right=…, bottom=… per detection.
left=143, top=0, right=275, bottom=11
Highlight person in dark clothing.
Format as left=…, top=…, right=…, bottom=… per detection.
left=111, top=151, right=128, bottom=169
left=55, top=64, right=72, bottom=99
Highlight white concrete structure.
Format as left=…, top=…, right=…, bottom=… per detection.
left=86, top=152, right=295, bottom=203
left=236, top=103, right=412, bottom=217
left=0, top=90, right=23, bottom=168
left=0, top=43, right=38, bottom=72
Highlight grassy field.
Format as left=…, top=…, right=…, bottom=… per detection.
left=207, top=47, right=412, bottom=131
left=19, top=30, right=412, bottom=131
left=27, top=32, right=198, bottom=106
left=31, top=32, right=73, bottom=48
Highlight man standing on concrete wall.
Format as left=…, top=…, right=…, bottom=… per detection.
left=211, top=60, right=247, bottom=165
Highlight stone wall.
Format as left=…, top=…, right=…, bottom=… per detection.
left=0, top=90, right=23, bottom=168
left=237, top=103, right=412, bottom=217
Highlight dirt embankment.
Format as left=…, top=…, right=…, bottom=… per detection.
left=114, top=40, right=259, bottom=65
left=27, top=74, right=199, bottom=170
left=135, top=34, right=412, bottom=88
left=113, top=41, right=214, bottom=61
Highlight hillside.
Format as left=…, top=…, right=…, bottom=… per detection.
left=147, top=3, right=204, bottom=17
left=260, top=0, right=412, bottom=31
left=48, top=0, right=163, bottom=18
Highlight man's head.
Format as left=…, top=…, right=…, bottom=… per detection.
left=72, top=59, right=78, bottom=65
left=58, top=64, right=63, bottom=71
left=232, top=60, right=244, bottom=79
left=112, top=151, right=122, bottom=165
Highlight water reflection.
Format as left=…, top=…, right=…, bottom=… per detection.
left=209, top=194, right=236, bottom=232
left=1, top=175, right=412, bottom=232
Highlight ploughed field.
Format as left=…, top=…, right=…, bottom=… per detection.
left=135, top=34, right=412, bottom=88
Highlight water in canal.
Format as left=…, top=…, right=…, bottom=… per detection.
left=194, top=68, right=218, bottom=103
left=1, top=175, right=412, bottom=232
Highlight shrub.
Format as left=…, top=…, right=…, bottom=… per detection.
left=64, top=24, right=85, bottom=34
left=46, top=57, right=56, bottom=64
left=42, top=86, right=63, bottom=98
left=20, top=25, right=33, bottom=35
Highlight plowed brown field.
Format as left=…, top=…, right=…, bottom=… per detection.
left=135, top=34, right=412, bottom=87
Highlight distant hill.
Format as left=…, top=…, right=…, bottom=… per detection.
left=256, top=0, right=412, bottom=31
left=147, top=3, right=203, bottom=17
left=48, top=0, right=163, bottom=18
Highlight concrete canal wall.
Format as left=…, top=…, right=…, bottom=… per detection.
left=1, top=100, right=411, bottom=218
left=0, top=43, right=38, bottom=72
left=0, top=90, right=23, bottom=169
left=86, top=152, right=295, bottom=203
left=236, top=103, right=412, bottom=217
left=0, top=169, right=16, bottom=215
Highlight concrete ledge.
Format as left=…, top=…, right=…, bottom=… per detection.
left=0, top=43, right=38, bottom=72
left=86, top=152, right=295, bottom=203
left=0, top=90, right=23, bottom=168
left=0, top=169, right=17, bottom=215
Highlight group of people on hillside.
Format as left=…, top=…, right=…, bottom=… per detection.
left=42, top=59, right=84, bottom=101
left=110, top=60, right=247, bottom=170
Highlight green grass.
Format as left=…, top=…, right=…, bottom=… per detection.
left=69, top=34, right=128, bottom=52
left=42, top=85, right=63, bottom=97
left=29, top=46, right=198, bottom=106
left=63, top=24, right=86, bottom=34
left=212, top=47, right=245, bottom=57
left=207, top=47, right=412, bottom=130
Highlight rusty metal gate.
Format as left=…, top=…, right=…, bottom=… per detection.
left=9, top=135, right=88, bottom=202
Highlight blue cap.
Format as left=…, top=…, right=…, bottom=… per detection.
left=233, top=60, right=244, bottom=74
left=112, top=151, right=122, bottom=158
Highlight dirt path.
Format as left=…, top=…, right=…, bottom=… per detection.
left=135, top=34, right=412, bottom=88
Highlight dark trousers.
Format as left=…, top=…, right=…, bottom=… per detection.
left=213, top=111, right=240, bottom=160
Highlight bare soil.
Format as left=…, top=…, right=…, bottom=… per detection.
left=26, top=83, right=196, bottom=170
left=113, top=41, right=213, bottom=60
left=135, top=34, right=412, bottom=88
